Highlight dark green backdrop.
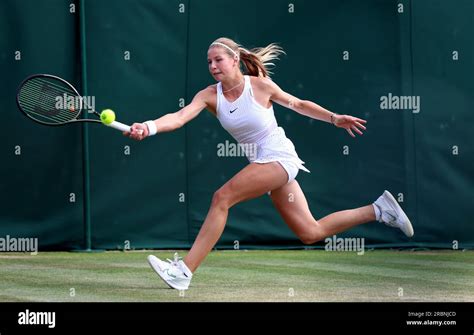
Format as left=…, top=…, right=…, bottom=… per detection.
left=1, top=0, right=472, bottom=250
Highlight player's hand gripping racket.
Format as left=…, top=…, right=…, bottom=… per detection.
left=16, top=74, right=137, bottom=133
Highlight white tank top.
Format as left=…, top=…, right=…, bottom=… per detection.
left=216, top=75, right=277, bottom=144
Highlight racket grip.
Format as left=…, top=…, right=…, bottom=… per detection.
left=107, top=121, right=131, bottom=132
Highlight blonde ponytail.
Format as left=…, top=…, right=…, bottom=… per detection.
left=239, top=44, right=285, bottom=77
left=209, top=37, right=285, bottom=77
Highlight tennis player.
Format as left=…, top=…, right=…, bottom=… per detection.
left=125, top=37, right=414, bottom=290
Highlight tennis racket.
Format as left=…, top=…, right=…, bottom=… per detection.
left=16, top=74, right=135, bottom=132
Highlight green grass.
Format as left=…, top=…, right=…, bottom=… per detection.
left=0, top=250, right=473, bottom=302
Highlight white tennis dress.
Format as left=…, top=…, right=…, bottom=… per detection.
left=216, top=75, right=310, bottom=183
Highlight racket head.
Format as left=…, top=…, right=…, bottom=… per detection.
left=16, top=74, right=83, bottom=126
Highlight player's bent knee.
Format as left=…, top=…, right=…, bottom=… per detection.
left=299, top=233, right=324, bottom=245
left=298, top=223, right=325, bottom=245
left=299, top=235, right=315, bottom=245
left=211, top=188, right=232, bottom=210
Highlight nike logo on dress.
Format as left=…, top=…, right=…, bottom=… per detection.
left=230, top=108, right=238, bottom=113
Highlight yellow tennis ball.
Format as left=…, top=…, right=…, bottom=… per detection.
left=100, top=109, right=115, bottom=125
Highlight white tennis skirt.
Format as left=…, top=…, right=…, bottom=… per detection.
left=244, top=127, right=310, bottom=183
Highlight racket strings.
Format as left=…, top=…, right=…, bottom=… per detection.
left=19, top=87, right=70, bottom=124
left=19, top=82, right=73, bottom=121
left=25, top=82, right=75, bottom=115
left=18, top=78, right=81, bottom=124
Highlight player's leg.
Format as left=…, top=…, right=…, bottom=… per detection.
left=184, top=162, right=288, bottom=271
left=270, top=180, right=375, bottom=244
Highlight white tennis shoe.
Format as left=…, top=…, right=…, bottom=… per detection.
left=147, top=253, right=192, bottom=290
left=374, top=190, right=414, bottom=237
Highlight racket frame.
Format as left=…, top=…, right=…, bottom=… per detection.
left=16, top=74, right=132, bottom=132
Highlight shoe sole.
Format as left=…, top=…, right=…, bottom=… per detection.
left=147, top=255, right=189, bottom=290
left=384, top=191, right=414, bottom=237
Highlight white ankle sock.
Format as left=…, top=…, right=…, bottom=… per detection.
left=373, top=203, right=381, bottom=222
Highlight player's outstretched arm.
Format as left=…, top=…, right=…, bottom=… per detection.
left=125, top=87, right=212, bottom=140
left=264, top=78, right=367, bottom=137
